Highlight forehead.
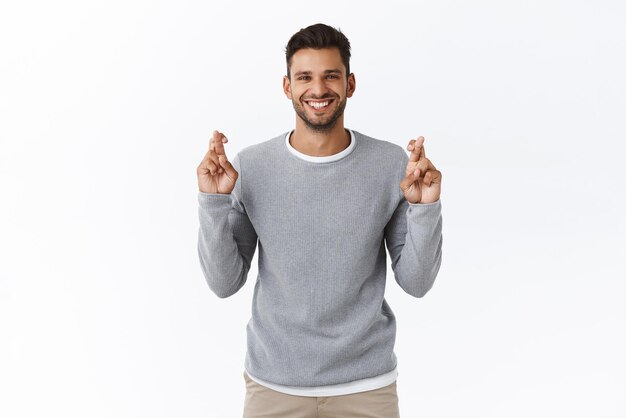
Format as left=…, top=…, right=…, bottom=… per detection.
left=290, top=47, right=345, bottom=73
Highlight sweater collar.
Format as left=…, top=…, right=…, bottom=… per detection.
left=285, top=129, right=356, bottom=163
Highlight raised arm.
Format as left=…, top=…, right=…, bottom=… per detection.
left=384, top=137, right=443, bottom=298
left=196, top=131, right=258, bottom=298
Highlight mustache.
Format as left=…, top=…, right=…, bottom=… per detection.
left=302, top=94, right=337, bottom=100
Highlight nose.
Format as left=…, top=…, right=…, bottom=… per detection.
left=309, top=76, right=330, bottom=98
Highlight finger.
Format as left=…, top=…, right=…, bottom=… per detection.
left=201, top=147, right=223, bottom=173
left=210, top=153, right=223, bottom=173
left=399, top=168, right=422, bottom=192
left=211, top=130, right=228, bottom=156
left=203, top=160, right=219, bottom=176
left=209, top=131, right=217, bottom=151
left=407, top=136, right=425, bottom=162
left=415, top=157, right=436, bottom=175
left=218, top=155, right=238, bottom=181
left=416, top=137, right=426, bottom=159
left=424, top=170, right=442, bottom=186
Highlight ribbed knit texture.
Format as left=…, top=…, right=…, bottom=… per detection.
left=197, top=130, right=443, bottom=387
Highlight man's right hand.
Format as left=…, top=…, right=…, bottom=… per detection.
left=197, top=130, right=238, bottom=194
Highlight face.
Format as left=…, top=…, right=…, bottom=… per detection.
left=283, top=47, right=356, bottom=133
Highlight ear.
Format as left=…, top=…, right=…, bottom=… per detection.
left=283, top=75, right=292, bottom=99
left=346, top=73, right=356, bottom=98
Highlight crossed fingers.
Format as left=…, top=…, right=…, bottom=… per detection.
left=406, top=136, right=441, bottom=186
left=210, top=130, right=228, bottom=155
left=204, top=130, right=229, bottom=175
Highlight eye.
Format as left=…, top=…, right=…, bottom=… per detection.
left=327, top=74, right=339, bottom=79
left=297, top=76, right=310, bottom=81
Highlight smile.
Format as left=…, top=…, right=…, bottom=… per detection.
left=304, top=99, right=334, bottom=111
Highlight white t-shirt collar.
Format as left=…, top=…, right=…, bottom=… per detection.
left=285, top=129, right=356, bottom=163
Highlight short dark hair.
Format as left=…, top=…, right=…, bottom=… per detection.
left=285, top=23, right=351, bottom=79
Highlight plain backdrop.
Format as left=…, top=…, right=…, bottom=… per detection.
left=1, top=1, right=625, bottom=417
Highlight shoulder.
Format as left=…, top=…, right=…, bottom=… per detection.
left=233, top=131, right=288, bottom=167
left=352, top=130, right=408, bottom=164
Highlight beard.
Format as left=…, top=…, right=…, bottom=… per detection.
left=292, top=94, right=347, bottom=133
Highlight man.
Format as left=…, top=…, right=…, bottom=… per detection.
left=196, top=23, right=443, bottom=418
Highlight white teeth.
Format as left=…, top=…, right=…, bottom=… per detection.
left=308, top=101, right=330, bottom=109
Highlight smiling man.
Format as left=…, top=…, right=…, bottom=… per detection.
left=196, top=23, right=443, bottom=418
left=286, top=46, right=353, bottom=136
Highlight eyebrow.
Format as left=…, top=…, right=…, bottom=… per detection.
left=293, top=69, right=343, bottom=77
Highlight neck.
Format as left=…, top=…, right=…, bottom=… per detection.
left=290, top=117, right=350, bottom=157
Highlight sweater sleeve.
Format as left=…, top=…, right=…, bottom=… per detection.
left=197, top=153, right=258, bottom=298
left=383, top=152, right=443, bottom=298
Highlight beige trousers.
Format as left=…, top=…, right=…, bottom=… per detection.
left=242, top=370, right=400, bottom=418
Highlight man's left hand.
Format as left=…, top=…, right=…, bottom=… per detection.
left=400, top=136, right=442, bottom=204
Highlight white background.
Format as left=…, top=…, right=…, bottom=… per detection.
left=1, top=1, right=625, bottom=417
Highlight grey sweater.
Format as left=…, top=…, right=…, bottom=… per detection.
left=197, top=129, right=443, bottom=387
